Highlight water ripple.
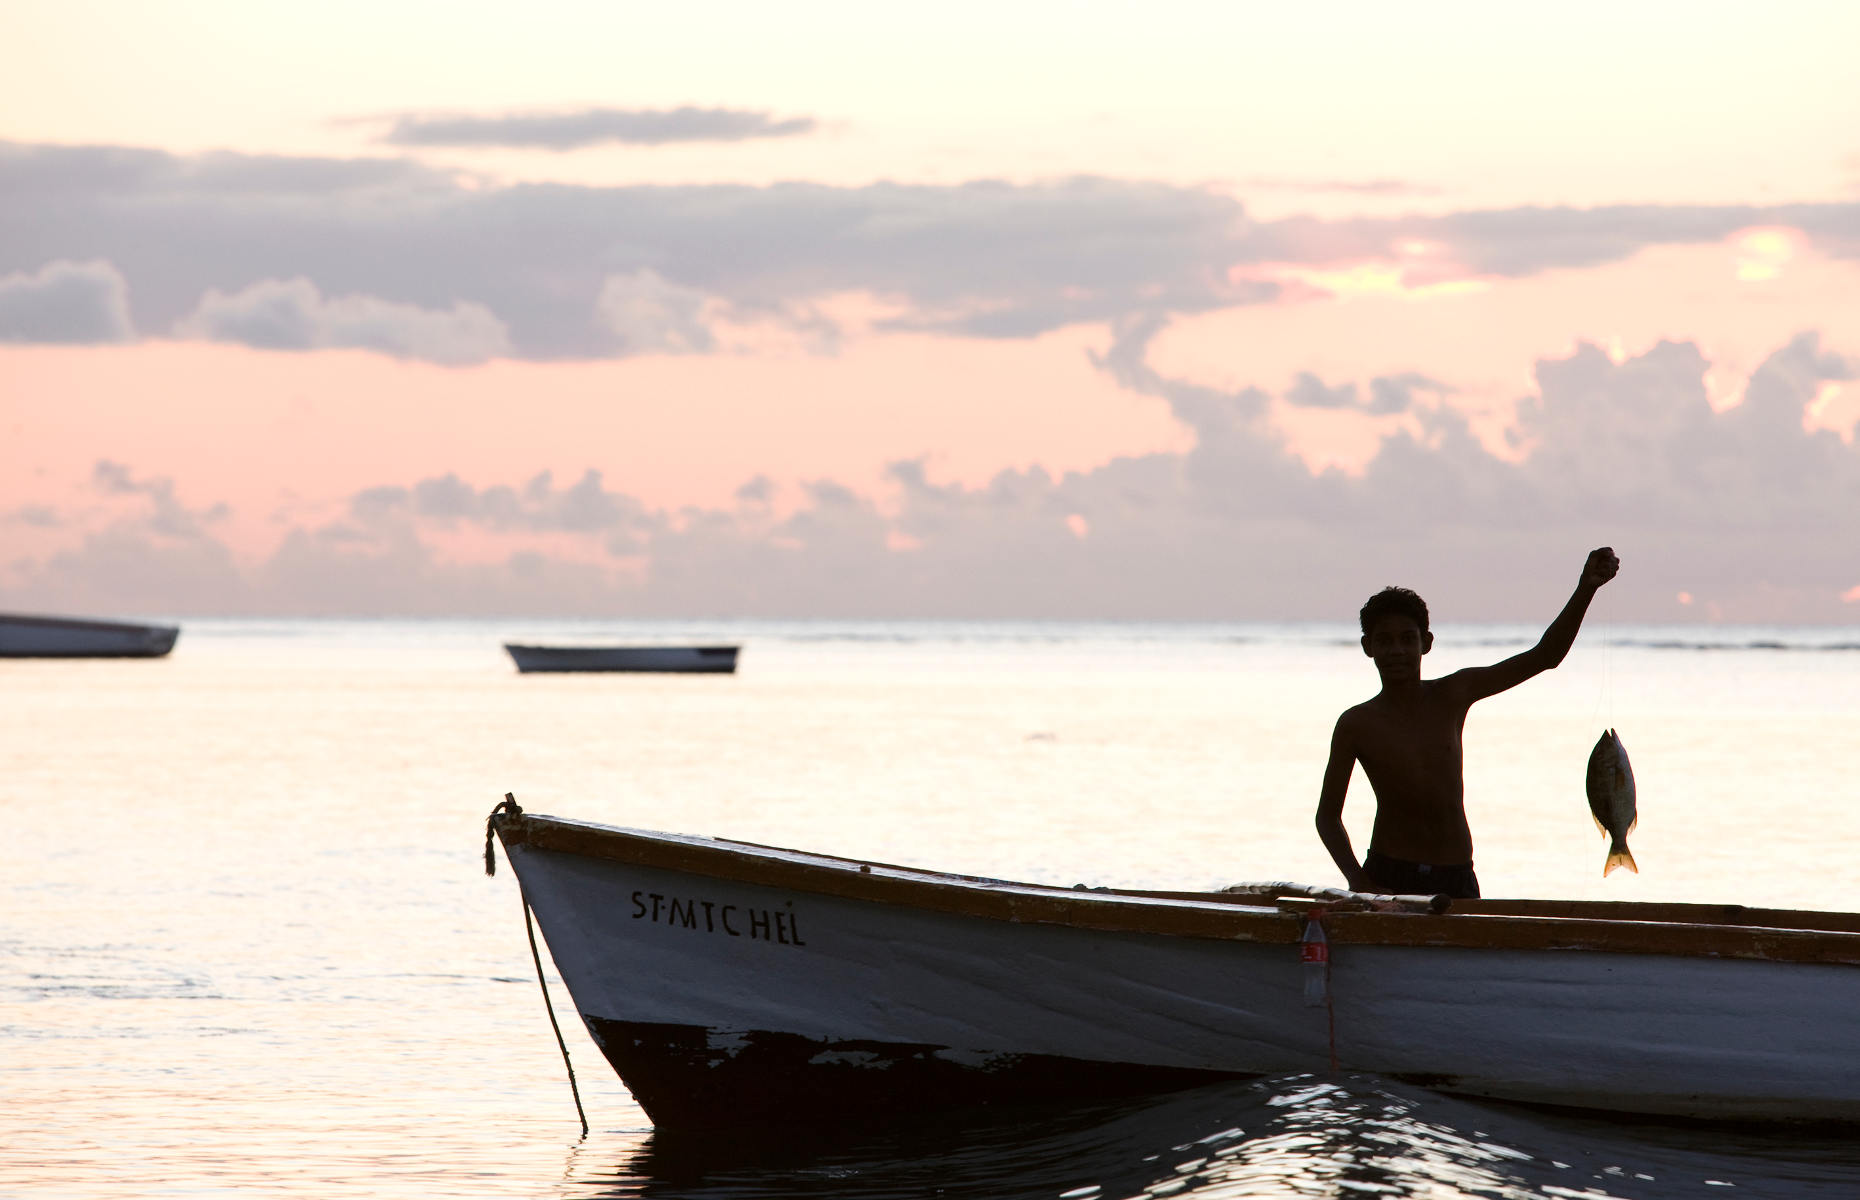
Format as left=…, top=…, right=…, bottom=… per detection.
left=558, top=1075, right=1860, bottom=1199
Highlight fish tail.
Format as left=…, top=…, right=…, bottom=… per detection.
left=1604, top=838, right=1639, bottom=876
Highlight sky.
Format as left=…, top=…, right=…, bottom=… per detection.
left=4, top=0, right=1858, bottom=621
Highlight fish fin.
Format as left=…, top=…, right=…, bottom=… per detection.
left=1626, top=816, right=1638, bottom=837
left=1604, top=841, right=1639, bottom=876
left=1592, top=814, right=1609, bottom=836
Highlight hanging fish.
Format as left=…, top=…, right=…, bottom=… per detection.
left=1586, top=728, right=1639, bottom=876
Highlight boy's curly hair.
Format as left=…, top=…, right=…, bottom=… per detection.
left=1359, top=586, right=1430, bottom=638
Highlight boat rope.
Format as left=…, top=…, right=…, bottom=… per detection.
left=484, top=793, right=522, bottom=876
left=485, top=793, right=589, bottom=1138
left=520, top=882, right=590, bottom=1138
left=1299, top=911, right=1341, bottom=1075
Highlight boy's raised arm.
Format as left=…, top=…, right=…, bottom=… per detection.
left=1454, top=547, right=1620, bottom=703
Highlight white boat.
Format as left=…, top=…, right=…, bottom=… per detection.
left=504, top=644, right=739, bottom=674
left=0, top=612, right=179, bottom=658
left=486, top=803, right=1860, bottom=1129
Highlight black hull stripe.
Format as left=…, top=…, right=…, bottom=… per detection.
left=583, top=1017, right=1245, bottom=1129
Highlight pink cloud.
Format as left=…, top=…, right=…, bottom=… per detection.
left=8, top=333, right=1857, bottom=624
left=0, top=329, right=1191, bottom=557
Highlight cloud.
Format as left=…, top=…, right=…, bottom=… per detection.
left=1507, top=333, right=1857, bottom=534
left=1277, top=370, right=1453, bottom=416
left=1283, top=373, right=1359, bottom=410
left=255, top=521, right=623, bottom=615
left=354, top=469, right=654, bottom=538
left=174, top=277, right=511, bottom=365
left=91, top=459, right=229, bottom=539
left=17, top=524, right=250, bottom=615
left=0, top=139, right=452, bottom=198
left=374, top=106, right=818, bottom=150
left=9, top=330, right=1856, bottom=621
left=1237, top=176, right=1442, bottom=197
left=0, top=259, right=134, bottom=343
left=735, top=476, right=775, bottom=506
left=5, top=505, right=61, bottom=528
left=0, top=140, right=1273, bottom=357
left=1365, top=373, right=1449, bottom=416
left=596, top=270, right=716, bottom=354
left=1090, top=313, right=1274, bottom=434
left=6, top=139, right=1859, bottom=359
left=435, top=332, right=1860, bottom=619
left=1272, top=372, right=1458, bottom=424
left=1247, top=202, right=1860, bottom=279
left=0, top=462, right=241, bottom=613
left=1087, top=314, right=1315, bottom=521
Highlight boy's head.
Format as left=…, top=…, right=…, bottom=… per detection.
left=1359, top=586, right=1433, bottom=673
left=1359, top=586, right=1429, bottom=640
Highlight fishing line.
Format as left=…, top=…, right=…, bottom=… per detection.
left=1603, top=581, right=1614, bottom=728
left=1589, top=558, right=1614, bottom=729
left=1589, top=599, right=1608, bottom=727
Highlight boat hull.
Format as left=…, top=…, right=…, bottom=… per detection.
left=494, top=814, right=1860, bottom=1128
left=585, top=1017, right=1233, bottom=1128
left=504, top=644, right=738, bottom=674
left=0, top=613, right=179, bottom=658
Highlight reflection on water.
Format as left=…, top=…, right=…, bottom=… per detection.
left=565, top=1075, right=1860, bottom=1200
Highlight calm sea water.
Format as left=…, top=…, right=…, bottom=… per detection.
left=5, top=618, right=1859, bottom=1198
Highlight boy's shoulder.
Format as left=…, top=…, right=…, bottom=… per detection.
left=1338, top=677, right=1466, bottom=725
left=1334, top=695, right=1382, bottom=733
left=1338, top=695, right=1376, bottom=719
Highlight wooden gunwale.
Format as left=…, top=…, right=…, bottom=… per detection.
left=496, top=813, right=1860, bottom=966
left=1130, top=890, right=1860, bottom=935
left=1453, top=897, right=1860, bottom=934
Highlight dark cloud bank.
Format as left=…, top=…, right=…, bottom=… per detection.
left=3, top=139, right=1858, bottom=362
left=8, top=333, right=1856, bottom=623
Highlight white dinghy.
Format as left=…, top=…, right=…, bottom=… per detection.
left=486, top=801, right=1860, bottom=1130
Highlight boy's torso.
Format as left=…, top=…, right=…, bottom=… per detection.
left=1349, top=679, right=1475, bottom=864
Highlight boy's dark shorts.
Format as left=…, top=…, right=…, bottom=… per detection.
left=1362, top=850, right=1481, bottom=899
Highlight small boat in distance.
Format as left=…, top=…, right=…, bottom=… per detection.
left=503, top=644, right=739, bottom=674
left=488, top=802, right=1860, bottom=1130
left=0, top=612, right=180, bottom=658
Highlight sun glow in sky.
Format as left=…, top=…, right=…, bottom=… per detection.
left=1236, top=262, right=1494, bottom=302
left=1734, top=227, right=1804, bottom=282
left=3, top=0, right=1858, bottom=620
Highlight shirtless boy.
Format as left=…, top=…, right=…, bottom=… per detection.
left=1315, top=547, right=1621, bottom=898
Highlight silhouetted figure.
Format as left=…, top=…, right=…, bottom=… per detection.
left=1315, top=547, right=1620, bottom=898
